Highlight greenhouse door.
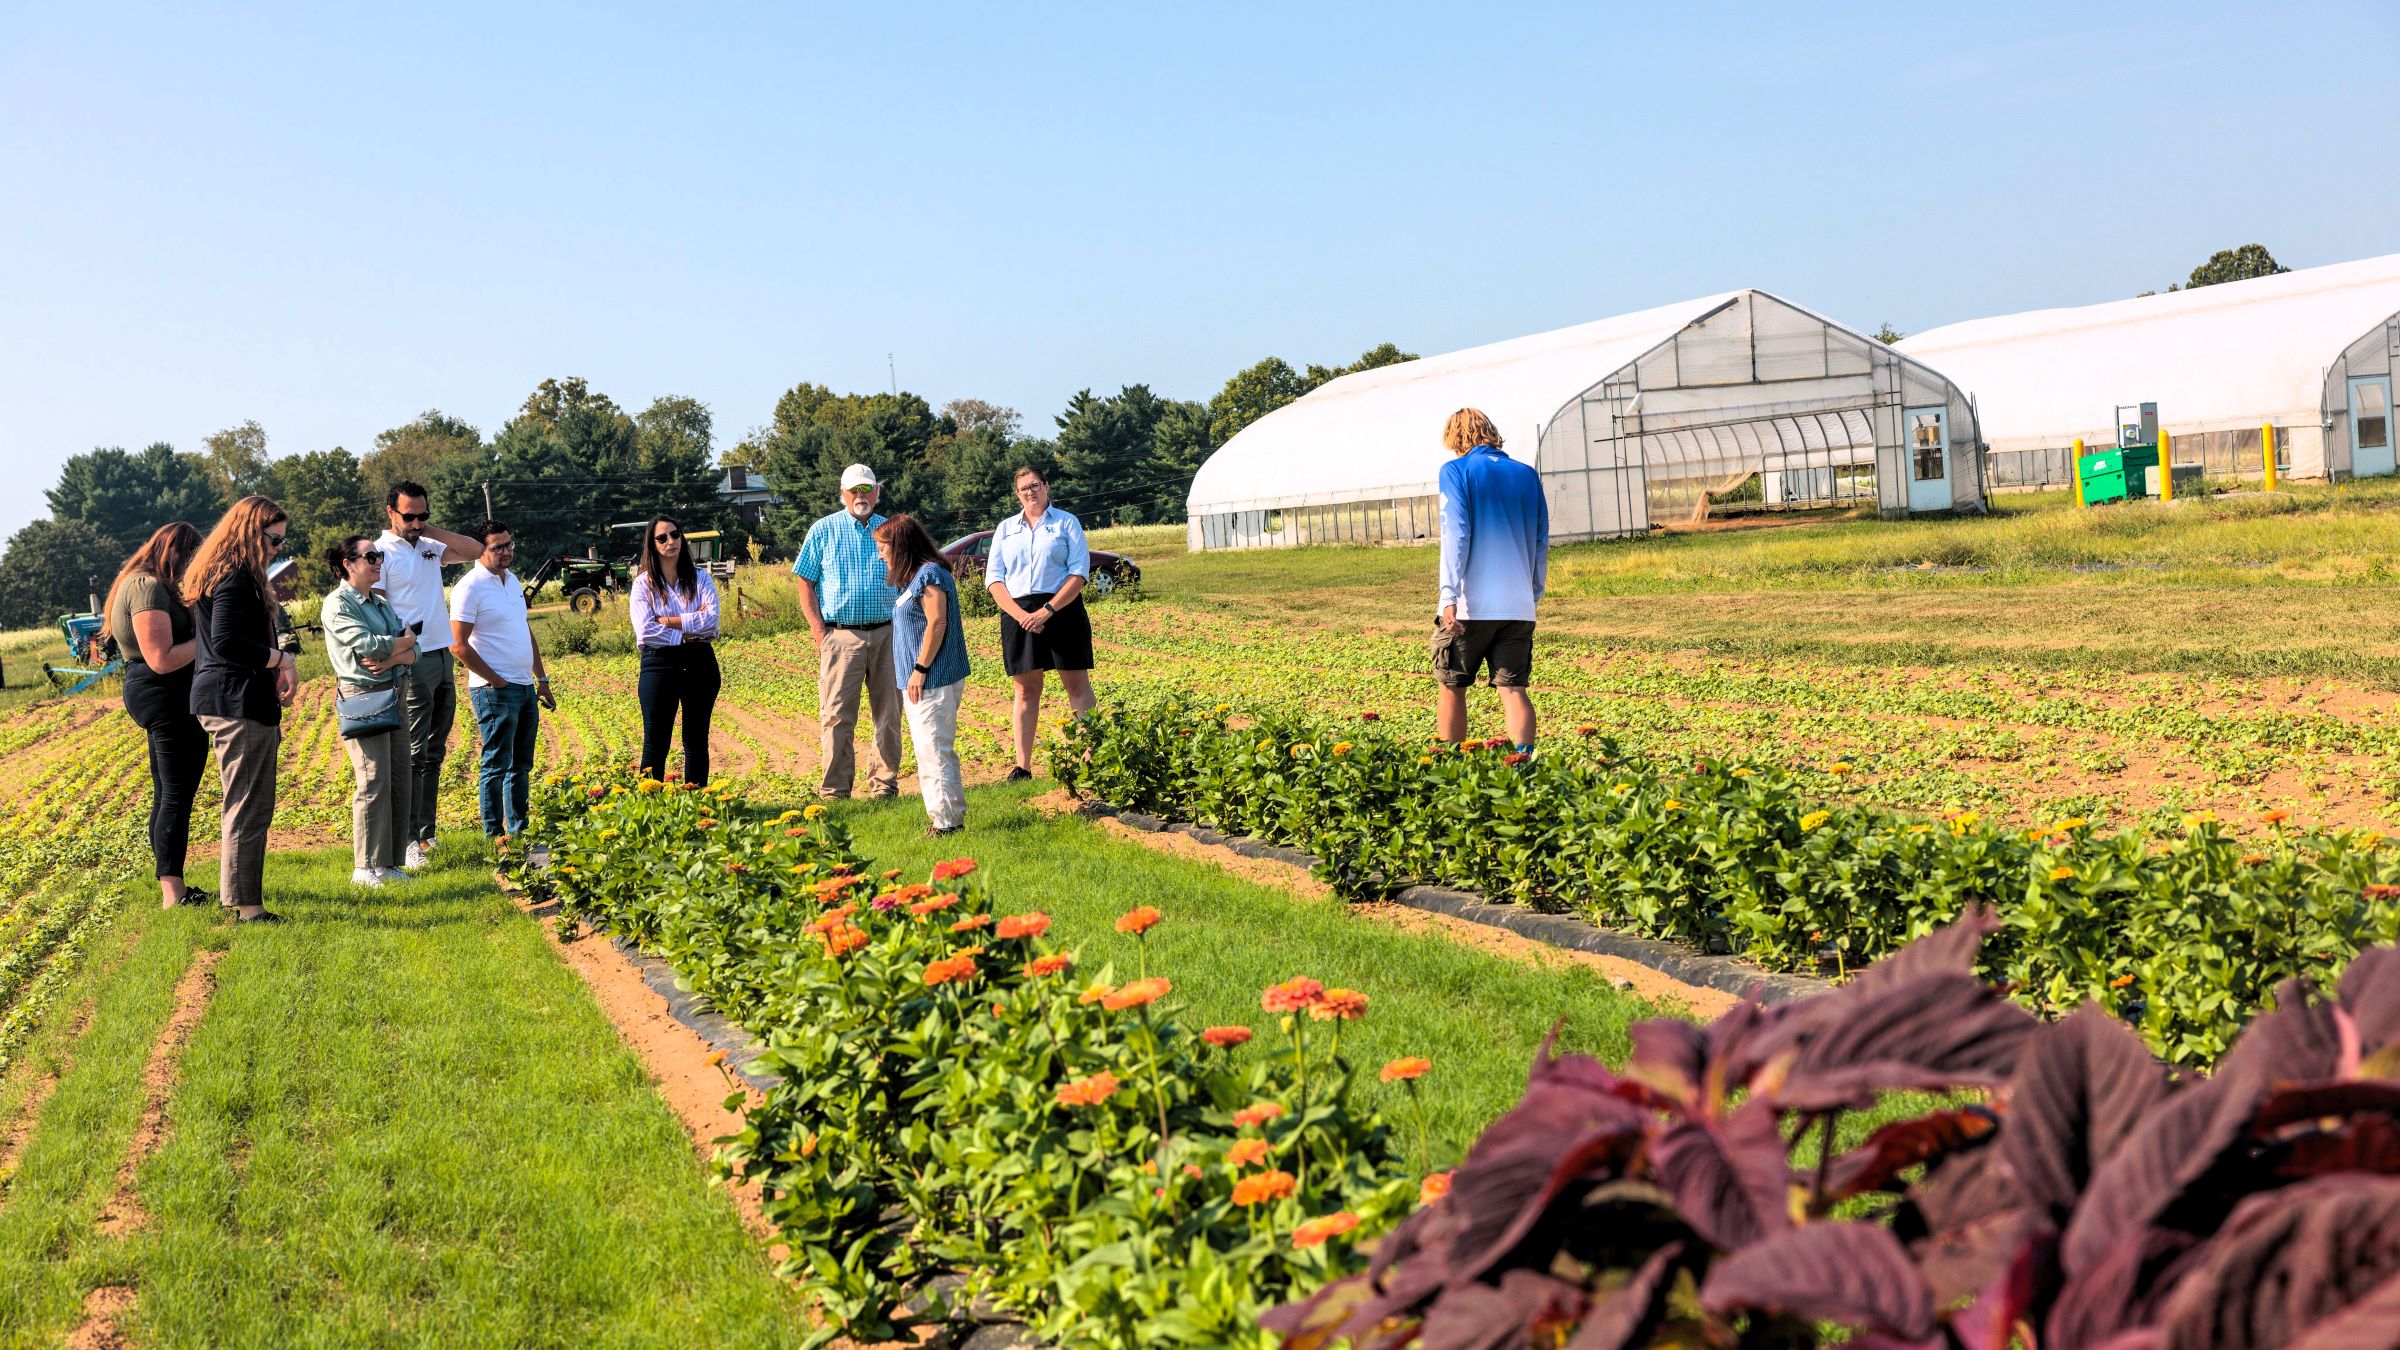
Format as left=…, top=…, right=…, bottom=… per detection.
left=2351, top=376, right=2395, bottom=478
left=1905, top=406, right=1950, bottom=512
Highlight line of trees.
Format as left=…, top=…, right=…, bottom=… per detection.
left=0, top=341, right=1417, bottom=628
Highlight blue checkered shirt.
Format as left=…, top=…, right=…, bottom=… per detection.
left=791, top=510, right=899, bottom=623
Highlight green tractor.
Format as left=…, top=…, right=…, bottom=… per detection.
left=521, top=553, right=631, bottom=614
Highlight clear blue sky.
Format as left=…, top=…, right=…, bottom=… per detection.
left=4, top=1, right=2394, bottom=540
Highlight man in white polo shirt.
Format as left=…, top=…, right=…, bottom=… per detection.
left=374, top=480, right=485, bottom=868
left=450, top=520, right=551, bottom=843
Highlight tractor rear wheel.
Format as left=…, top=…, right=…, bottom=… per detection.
left=568, top=588, right=602, bottom=615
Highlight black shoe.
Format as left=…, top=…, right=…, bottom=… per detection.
left=173, top=887, right=215, bottom=907
left=924, top=823, right=965, bottom=838
left=1005, top=766, right=1033, bottom=783
left=235, top=909, right=286, bottom=924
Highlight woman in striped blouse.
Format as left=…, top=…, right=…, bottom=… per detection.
left=630, top=514, right=722, bottom=785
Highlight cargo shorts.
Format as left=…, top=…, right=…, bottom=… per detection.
left=1432, top=618, right=1535, bottom=689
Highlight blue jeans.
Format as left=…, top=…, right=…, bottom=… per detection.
left=469, top=682, right=540, bottom=838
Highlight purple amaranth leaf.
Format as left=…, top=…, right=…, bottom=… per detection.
left=1759, top=972, right=2037, bottom=1112
left=1699, top=1221, right=1936, bottom=1341
left=1824, top=1105, right=2002, bottom=1204
left=1561, top=1243, right=1683, bottom=1350
left=2288, top=1270, right=2400, bottom=1349
left=1415, top=1270, right=1589, bottom=1350
left=2338, top=948, right=2400, bottom=1063
left=1649, top=1099, right=1791, bottom=1252
left=2153, top=1175, right=2400, bottom=1350
left=2002, top=1005, right=2175, bottom=1226
left=2060, top=1069, right=2266, bottom=1279
left=2044, top=1224, right=2201, bottom=1350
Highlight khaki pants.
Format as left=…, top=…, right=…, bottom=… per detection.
left=340, top=680, right=415, bottom=872
left=198, top=714, right=280, bottom=906
left=818, top=625, right=901, bottom=798
left=903, top=680, right=965, bottom=830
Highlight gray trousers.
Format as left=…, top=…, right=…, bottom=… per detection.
left=339, top=680, right=414, bottom=872
left=198, top=714, right=280, bottom=906
left=396, top=647, right=456, bottom=843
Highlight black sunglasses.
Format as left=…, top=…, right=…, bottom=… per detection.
left=486, top=540, right=515, bottom=550
left=395, top=511, right=430, bottom=523
left=654, top=529, right=682, bottom=543
left=264, top=530, right=287, bottom=546
left=350, top=549, right=385, bottom=565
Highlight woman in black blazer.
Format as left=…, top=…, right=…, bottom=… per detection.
left=184, top=495, right=297, bottom=923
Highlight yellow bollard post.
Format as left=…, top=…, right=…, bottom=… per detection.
left=2071, top=437, right=2084, bottom=507
left=2262, top=423, right=2279, bottom=492
left=2159, top=428, right=2175, bottom=501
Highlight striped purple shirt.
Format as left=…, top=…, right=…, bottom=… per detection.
left=630, top=570, right=720, bottom=648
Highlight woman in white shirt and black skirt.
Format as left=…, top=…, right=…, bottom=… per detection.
left=986, top=465, right=1095, bottom=781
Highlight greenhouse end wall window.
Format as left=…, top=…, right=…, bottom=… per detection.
left=1912, top=412, right=1945, bottom=480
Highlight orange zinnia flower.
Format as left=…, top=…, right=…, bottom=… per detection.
left=1419, top=1171, right=1453, bottom=1205
left=1230, top=1170, right=1297, bottom=1206
left=1202, top=1026, right=1254, bottom=1048
left=1291, top=1211, right=1360, bottom=1248
left=1077, top=983, right=1115, bottom=1006
left=2261, top=810, right=2289, bottom=825
left=1232, top=1101, right=1286, bottom=1129
left=819, top=923, right=869, bottom=958
left=932, top=857, right=977, bottom=882
left=1311, top=988, right=1368, bottom=1022
left=951, top=913, right=992, bottom=933
left=1026, top=952, right=1074, bottom=977
left=1225, top=1137, right=1272, bottom=1168
left=908, top=893, right=961, bottom=917
left=1103, top=977, right=1171, bottom=1011
left=1380, top=1056, right=1431, bottom=1083
left=1261, top=978, right=1325, bottom=1014
left=995, top=911, right=1052, bottom=940
left=1054, top=1072, right=1121, bottom=1108
left=923, top=952, right=980, bottom=986
left=2370, top=884, right=2400, bottom=901
left=1115, top=906, right=1163, bottom=935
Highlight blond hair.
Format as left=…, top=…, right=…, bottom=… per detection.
left=182, top=495, right=287, bottom=607
left=1442, top=408, right=1504, bottom=455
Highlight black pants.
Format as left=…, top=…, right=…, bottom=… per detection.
left=638, top=642, right=721, bottom=786
left=122, top=666, right=208, bottom=879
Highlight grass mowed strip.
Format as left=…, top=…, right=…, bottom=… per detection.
left=830, top=780, right=1665, bottom=1156
left=3, top=850, right=808, bottom=1350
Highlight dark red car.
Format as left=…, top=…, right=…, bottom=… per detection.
left=941, top=531, right=1142, bottom=595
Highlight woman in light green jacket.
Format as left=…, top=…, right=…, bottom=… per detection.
left=321, top=534, right=418, bottom=887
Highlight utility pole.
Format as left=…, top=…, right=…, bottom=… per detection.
left=482, top=479, right=495, bottom=519
left=888, top=353, right=896, bottom=395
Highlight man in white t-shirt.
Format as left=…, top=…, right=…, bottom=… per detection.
left=374, top=480, right=486, bottom=868
left=449, top=521, right=551, bottom=842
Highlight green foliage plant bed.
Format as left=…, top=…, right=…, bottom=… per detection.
left=520, top=768, right=1439, bottom=1349
left=1052, top=696, right=2400, bottom=1066
left=1269, top=911, right=2400, bottom=1348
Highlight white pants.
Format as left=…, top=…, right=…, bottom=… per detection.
left=904, top=680, right=966, bottom=830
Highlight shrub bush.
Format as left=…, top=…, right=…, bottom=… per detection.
left=1269, top=911, right=2400, bottom=1349
left=516, top=767, right=1428, bottom=1348
left=1051, top=696, right=2400, bottom=1065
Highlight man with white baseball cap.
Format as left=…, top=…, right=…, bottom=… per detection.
left=791, top=463, right=904, bottom=798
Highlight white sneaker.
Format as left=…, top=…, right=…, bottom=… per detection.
left=404, top=841, right=429, bottom=870
left=422, top=834, right=438, bottom=854
left=351, top=867, right=385, bottom=887
left=376, top=867, right=413, bottom=884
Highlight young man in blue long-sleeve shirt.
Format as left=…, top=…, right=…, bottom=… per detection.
left=1434, top=408, right=1547, bottom=749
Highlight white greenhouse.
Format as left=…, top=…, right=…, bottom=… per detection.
left=1897, top=252, right=2400, bottom=489
left=1185, top=290, right=1986, bottom=551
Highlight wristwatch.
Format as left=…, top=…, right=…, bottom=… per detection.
left=914, top=661, right=933, bottom=675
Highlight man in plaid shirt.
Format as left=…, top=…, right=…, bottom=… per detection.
left=792, top=464, right=904, bottom=798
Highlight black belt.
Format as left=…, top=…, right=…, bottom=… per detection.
left=827, top=620, right=890, bottom=630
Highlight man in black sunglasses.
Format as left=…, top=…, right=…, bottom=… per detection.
left=374, top=480, right=486, bottom=869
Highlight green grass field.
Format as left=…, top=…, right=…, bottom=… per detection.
left=4, top=479, right=2398, bottom=1340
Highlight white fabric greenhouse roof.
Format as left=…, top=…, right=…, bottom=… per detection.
left=1186, top=292, right=1741, bottom=515
left=1897, top=253, right=2400, bottom=454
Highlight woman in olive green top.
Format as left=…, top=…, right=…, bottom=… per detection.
left=103, top=522, right=210, bottom=909
left=321, top=535, right=418, bottom=886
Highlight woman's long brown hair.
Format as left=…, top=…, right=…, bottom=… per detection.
left=873, top=513, right=946, bottom=590
left=101, top=521, right=203, bottom=640
left=181, top=495, right=287, bottom=607
left=638, top=514, right=699, bottom=599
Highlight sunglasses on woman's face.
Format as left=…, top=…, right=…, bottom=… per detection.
left=265, top=531, right=287, bottom=546
left=654, top=530, right=681, bottom=543
left=352, top=550, right=385, bottom=565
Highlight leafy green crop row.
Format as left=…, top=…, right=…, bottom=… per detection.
left=518, top=768, right=1429, bottom=1349
left=1052, top=697, right=2400, bottom=1065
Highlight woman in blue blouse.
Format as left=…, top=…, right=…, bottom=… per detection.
left=986, top=465, right=1095, bottom=781
left=630, top=514, right=722, bottom=785
left=874, top=515, right=971, bottom=835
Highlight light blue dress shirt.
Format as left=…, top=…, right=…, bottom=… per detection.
left=988, top=508, right=1090, bottom=599
left=790, top=510, right=898, bottom=624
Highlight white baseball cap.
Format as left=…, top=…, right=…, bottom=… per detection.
left=840, top=463, right=879, bottom=491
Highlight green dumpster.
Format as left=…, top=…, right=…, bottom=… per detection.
left=2078, top=445, right=2159, bottom=505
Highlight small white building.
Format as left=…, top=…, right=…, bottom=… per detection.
left=1898, top=253, right=2400, bottom=488
left=1186, top=290, right=1984, bottom=550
